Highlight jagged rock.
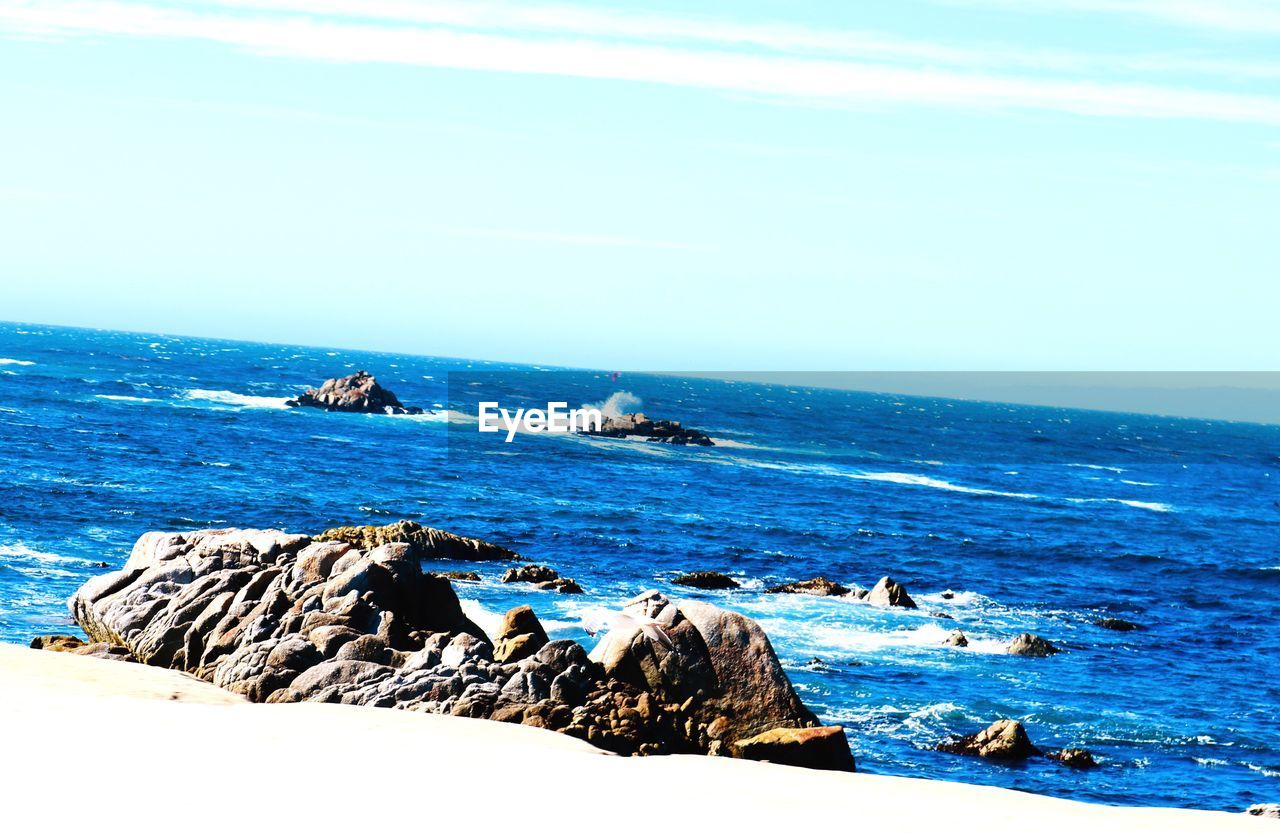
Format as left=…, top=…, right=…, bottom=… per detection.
left=285, top=370, right=423, bottom=415
left=1049, top=748, right=1098, bottom=769
left=316, top=520, right=520, bottom=562
left=536, top=578, right=584, bottom=594
left=944, top=630, right=969, bottom=648
left=66, top=527, right=828, bottom=762
left=865, top=576, right=917, bottom=609
left=582, top=412, right=713, bottom=446
left=1008, top=633, right=1060, bottom=657
left=493, top=605, right=549, bottom=663
left=30, top=634, right=85, bottom=652
left=1095, top=617, right=1141, bottom=632
left=672, top=571, right=740, bottom=590
left=1247, top=805, right=1280, bottom=819
left=765, top=577, right=849, bottom=596
left=502, top=565, right=559, bottom=584
left=433, top=571, right=481, bottom=582
left=734, top=725, right=856, bottom=772
left=938, top=719, right=1041, bottom=761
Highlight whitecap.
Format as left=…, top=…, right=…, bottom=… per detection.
left=95, top=394, right=159, bottom=403
left=0, top=357, right=34, bottom=366
left=459, top=598, right=503, bottom=639
left=183, top=389, right=291, bottom=409
left=846, top=471, right=1040, bottom=501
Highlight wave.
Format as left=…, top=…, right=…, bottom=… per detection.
left=459, top=598, right=503, bottom=639
left=0, top=543, right=100, bottom=566
left=583, top=391, right=641, bottom=418
left=182, top=389, right=291, bottom=409
left=95, top=394, right=159, bottom=403
left=847, top=471, right=1040, bottom=501
left=1066, top=497, right=1174, bottom=513
left=0, top=358, right=35, bottom=366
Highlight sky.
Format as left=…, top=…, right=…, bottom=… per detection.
left=0, top=0, right=1277, bottom=371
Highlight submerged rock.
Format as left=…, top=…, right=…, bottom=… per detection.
left=286, top=370, right=423, bottom=415
left=865, top=575, right=917, bottom=609
left=581, top=412, right=714, bottom=446
left=671, top=571, right=740, bottom=590
left=734, top=725, right=856, bottom=772
left=765, top=577, right=850, bottom=597
left=1095, top=617, right=1141, bottom=632
left=1008, top=633, right=1060, bottom=657
left=1049, top=748, right=1098, bottom=769
left=67, top=526, right=823, bottom=761
left=502, top=565, right=584, bottom=593
left=938, top=719, right=1041, bottom=761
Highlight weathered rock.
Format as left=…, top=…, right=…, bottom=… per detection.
left=502, top=565, right=559, bottom=584
left=535, top=578, right=584, bottom=594
left=493, top=605, right=549, bottom=663
left=285, top=370, right=423, bottom=415
left=734, top=725, right=856, bottom=772
left=1008, top=633, right=1060, bottom=657
left=30, top=634, right=135, bottom=661
left=938, top=719, right=1041, bottom=761
left=672, top=571, right=740, bottom=590
left=317, top=520, right=520, bottom=562
left=433, top=571, right=481, bottom=582
left=1247, top=805, right=1280, bottom=819
left=765, top=577, right=850, bottom=596
left=30, top=634, right=85, bottom=652
left=865, top=575, right=917, bottom=609
left=1049, top=748, right=1098, bottom=769
left=1095, top=617, right=1141, bottom=632
left=944, top=630, right=969, bottom=648
left=581, top=412, right=714, bottom=446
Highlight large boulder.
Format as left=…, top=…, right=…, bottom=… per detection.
left=865, top=576, right=917, bottom=609
left=589, top=591, right=817, bottom=754
left=285, top=371, right=422, bottom=415
left=1008, top=633, right=1059, bottom=657
left=938, top=719, right=1041, bottom=761
left=493, top=606, right=549, bottom=663
left=734, top=725, right=855, bottom=772
left=1049, top=748, right=1098, bottom=769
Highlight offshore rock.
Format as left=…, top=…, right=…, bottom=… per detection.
left=1095, top=617, right=1141, bottom=632
left=1008, top=633, right=1060, bottom=657
left=285, top=370, right=423, bottom=415
left=734, top=725, right=856, bottom=772
left=865, top=575, right=917, bottom=609
left=938, top=719, right=1041, bottom=761
left=765, top=577, right=850, bottom=597
left=317, top=520, right=521, bottom=562
left=672, top=571, right=740, bottom=590
left=582, top=412, right=714, bottom=446
left=1049, top=748, right=1099, bottom=769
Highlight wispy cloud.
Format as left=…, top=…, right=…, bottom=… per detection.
left=2, top=0, right=1280, bottom=124
left=943, top=0, right=1280, bottom=35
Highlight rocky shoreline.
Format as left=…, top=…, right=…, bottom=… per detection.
left=49, top=521, right=853, bottom=769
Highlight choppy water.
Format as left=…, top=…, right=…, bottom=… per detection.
left=1, top=321, right=1277, bottom=811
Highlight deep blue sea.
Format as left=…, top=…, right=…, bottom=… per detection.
left=1, top=321, right=1277, bottom=811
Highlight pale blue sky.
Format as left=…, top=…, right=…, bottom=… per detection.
left=1, top=0, right=1277, bottom=370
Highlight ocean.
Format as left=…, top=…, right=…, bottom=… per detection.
left=1, top=321, right=1276, bottom=811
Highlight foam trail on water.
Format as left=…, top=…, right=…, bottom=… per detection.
left=183, top=389, right=291, bottom=409
left=0, top=358, right=34, bottom=366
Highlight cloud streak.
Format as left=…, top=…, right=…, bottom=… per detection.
left=2, top=0, right=1279, bottom=124
left=945, top=0, right=1280, bottom=35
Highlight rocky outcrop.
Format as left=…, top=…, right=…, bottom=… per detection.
left=67, top=525, right=830, bottom=761
left=1008, top=633, right=1060, bottom=657
left=286, top=371, right=423, bottom=415
left=944, top=630, right=969, bottom=648
left=734, top=725, right=856, bottom=772
left=938, top=719, right=1041, bottom=761
left=582, top=413, right=714, bottom=446
left=1095, top=617, right=1141, bottom=632
left=1247, top=805, right=1280, bottom=819
left=865, top=576, right=917, bottom=609
left=765, top=577, right=850, bottom=597
left=501, top=565, right=583, bottom=594
left=317, top=520, right=520, bottom=562
left=493, top=605, right=549, bottom=663
left=672, top=571, right=740, bottom=590
left=588, top=590, right=824, bottom=756
left=1049, top=748, right=1098, bottom=769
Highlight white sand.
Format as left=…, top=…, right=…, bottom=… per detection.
left=1, top=645, right=1267, bottom=833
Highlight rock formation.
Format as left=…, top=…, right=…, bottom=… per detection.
left=62, top=524, right=840, bottom=765
left=581, top=412, right=714, bottom=446
left=765, top=577, right=850, bottom=596
left=501, top=564, right=584, bottom=594
left=938, top=719, right=1041, bottom=761
left=1095, top=617, right=1141, bottom=632
left=944, top=630, right=969, bottom=648
left=865, top=575, right=917, bottom=608
left=1049, top=748, right=1098, bottom=769
left=1008, top=633, right=1060, bottom=657
left=734, top=725, right=856, bottom=771
left=1247, top=805, right=1280, bottom=819
left=317, top=520, right=519, bottom=562
left=286, top=371, right=424, bottom=415
left=672, top=571, right=740, bottom=590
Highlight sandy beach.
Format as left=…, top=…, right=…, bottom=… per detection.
left=3, top=645, right=1266, bottom=834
